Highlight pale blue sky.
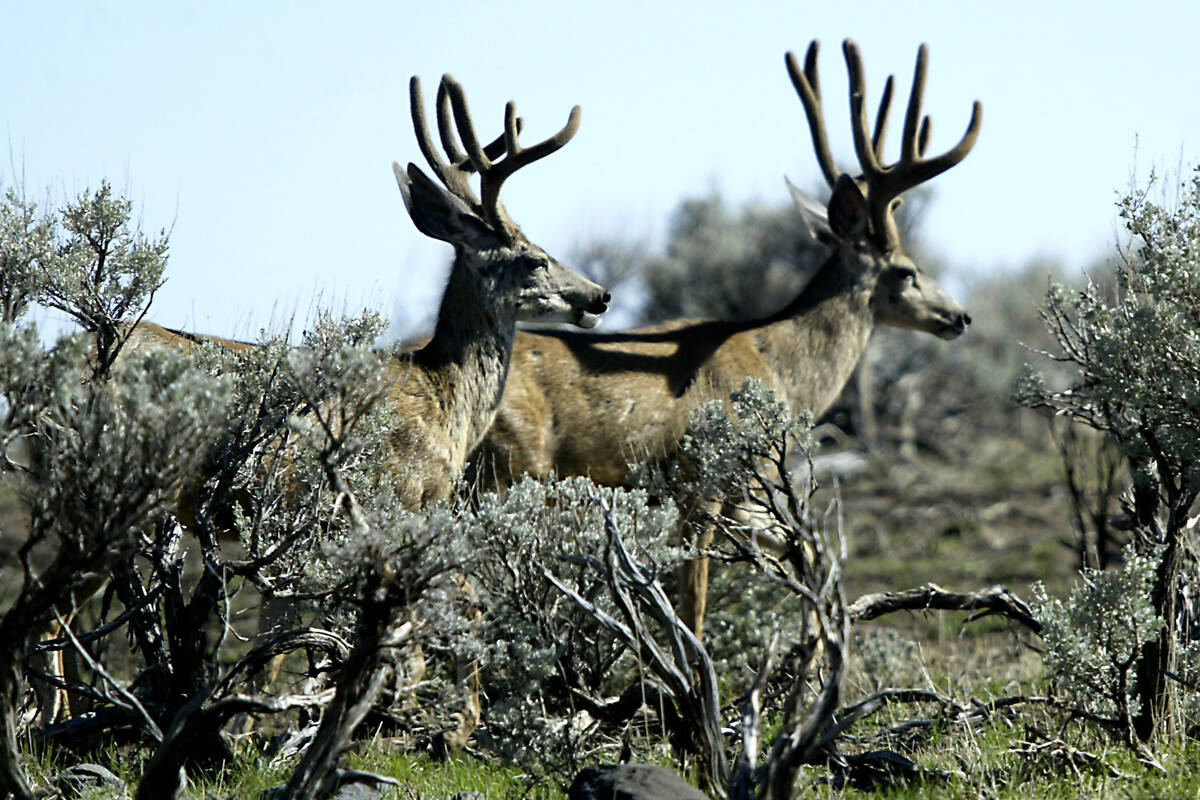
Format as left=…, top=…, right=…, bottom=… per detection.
left=6, top=2, right=1199, bottom=338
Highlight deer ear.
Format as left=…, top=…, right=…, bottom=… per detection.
left=394, top=162, right=496, bottom=247
left=786, top=176, right=837, bottom=246
left=826, top=173, right=869, bottom=241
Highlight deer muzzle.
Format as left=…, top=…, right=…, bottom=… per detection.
left=937, top=310, right=972, bottom=340
left=575, top=290, right=611, bottom=329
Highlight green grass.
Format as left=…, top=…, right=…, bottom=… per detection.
left=25, top=741, right=569, bottom=799
left=365, top=750, right=564, bottom=798
left=822, top=733, right=1200, bottom=800
left=185, top=746, right=566, bottom=799
left=380, top=726, right=1198, bottom=800
left=77, top=734, right=1197, bottom=800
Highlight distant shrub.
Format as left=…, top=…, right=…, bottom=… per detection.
left=0, top=187, right=53, bottom=324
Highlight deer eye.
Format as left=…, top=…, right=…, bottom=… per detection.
left=521, top=254, right=547, bottom=271
left=894, top=266, right=918, bottom=285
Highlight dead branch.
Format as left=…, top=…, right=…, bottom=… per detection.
left=835, top=692, right=1057, bottom=749
left=729, top=630, right=779, bottom=800
left=53, top=609, right=163, bottom=743
left=848, top=582, right=1042, bottom=633
left=1007, top=735, right=1127, bottom=779
left=134, top=688, right=336, bottom=800
left=271, top=611, right=413, bottom=800
left=30, top=587, right=162, bottom=653
left=830, top=749, right=957, bottom=791
left=826, top=688, right=967, bottom=743
left=215, top=627, right=351, bottom=697
left=758, top=588, right=849, bottom=800
left=542, top=492, right=727, bottom=797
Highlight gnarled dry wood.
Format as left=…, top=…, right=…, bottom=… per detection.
left=848, top=582, right=1041, bottom=633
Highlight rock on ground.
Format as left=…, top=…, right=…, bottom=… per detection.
left=568, top=764, right=709, bottom=800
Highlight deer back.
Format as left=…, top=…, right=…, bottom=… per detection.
left=476, top=39, right=979, bottom=491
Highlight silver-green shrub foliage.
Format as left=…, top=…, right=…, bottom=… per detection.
left=323, top=495, right=479, bottom=723
left=1019, top=166, right=1200, bottom=741
left=1032, top=545, right=1164, bottom=728
left=676, top=377, right=812, bottom=496
left=31, top=182, right=168, bottom=378
left=1, top=324, right=228, bottom=554
left=1018, top=174, right=1200, bottom=481
left=0, top=188, right=53, bottom=324
left=190, top=309, right=394, bottom=606
left=466, top=475, right=681, bottom=770
left=0, top=180, right=488, bottom=793
left=0, top=178, right=225, bottom=564
left=472, top=378, right=824, bottom=778
left=648, top=378, right=818, bottom=676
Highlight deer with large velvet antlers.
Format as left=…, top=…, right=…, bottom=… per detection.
left=474, top=39, right=980, bottom=639
left=384, top=73, right=609, bottom=507
left=114, top=74, right=610, bottom=510
left=21, top=74, right=609, bottom=733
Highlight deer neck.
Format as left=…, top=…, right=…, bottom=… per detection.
left=417, top=253, right=515, bottom=457
left=754, top=250, right=877, bottom=420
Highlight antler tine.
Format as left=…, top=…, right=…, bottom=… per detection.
left=477, top=99, right=581, bottom=233
left=434, top=78, right=468, bottom=167
left=416, top=74, right=579, bottom=234
left=885, top=43, right=981, bottom=199
left=503, top=102, right=521, bottom=167
left=451, top=123, right=525, bottom=176
left=899, top=45, right=928, bottom=164
left=786, top=42, right=841, bottom=189
left=872, top=75, right=894, bottom=161
left=410, top=77, right=452, bottom=187
left=839, top=40, right=981, bottom=239
left=433, top=75, right=516, bottom=167
left=918, top=116, right=931, bottom=158
left=843, top=39, right=886, bottom=180
left=409, top=75, right=480, bottom=208
left=442, top=75, right=493, bottom=178
left=479, top=117, right=523, bottom=168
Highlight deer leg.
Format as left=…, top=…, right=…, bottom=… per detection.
left=439, top=573, right=481, bottom=751
left=439, top=625, right=481, bottom=752
left=32, top=580, right=106, bottom=727
left=256, top=594, right=295, bottom=690
left=677, top=500, right=721, bottom=642
left=225, top=592, right=299, bottom=736
left=57, top=614, right=91, bottom=719
left=30, top=629, right=66, bottom=729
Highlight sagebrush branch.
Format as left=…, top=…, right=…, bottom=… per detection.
left=848, top=582, right=1041, bottom=633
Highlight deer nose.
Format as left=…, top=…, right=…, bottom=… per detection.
left=589, top=292, right=611, bottom=315
left=960, top=312, right=972, bottom=327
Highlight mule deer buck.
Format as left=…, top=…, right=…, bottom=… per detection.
left=378, top=73, right=610, bottom=507
left=111, top=73, right=610, bottom=510
left=24, top=74, right=609, bottom=735
left=474, top=39, right=979, bottom=639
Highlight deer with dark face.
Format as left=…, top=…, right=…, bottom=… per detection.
left=475, top=40, right=980, bottom=639
left=386, top=73, right=609, bottom=508
left=79, top=74, right=610, bottom=511
left=22, top=74, right=610, bottom=734
left=115, top=75, right=611, bottom=508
